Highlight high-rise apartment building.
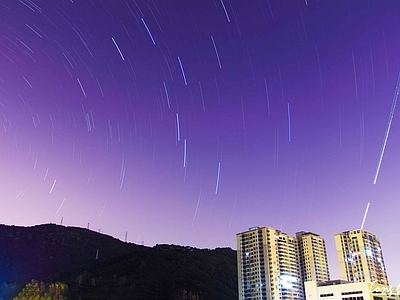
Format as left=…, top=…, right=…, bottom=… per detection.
left=296, top=231, right=330, bottom=283
left=237, top=226, right=304, bottom=300
left=334, top=229, right=388, bottom=285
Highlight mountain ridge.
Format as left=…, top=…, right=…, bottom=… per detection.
left=0, top=223, right=238, bottom=299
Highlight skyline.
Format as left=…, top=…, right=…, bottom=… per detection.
left=1, top=0, right=400, bottom=284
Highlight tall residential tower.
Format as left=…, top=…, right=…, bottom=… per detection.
left=334, top=229, right=388, bottom=285
left=237, top=226, right=304, bottom=300
left=296, top=231, right=330, bottom=283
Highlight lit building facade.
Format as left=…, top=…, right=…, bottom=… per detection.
left=237, top=226, right=303, bottom=300
left=334, top=229, right=388, bottom=285
left=297, top=231, right=330, bottom=282
left=305, top=279, right=400, bottom=300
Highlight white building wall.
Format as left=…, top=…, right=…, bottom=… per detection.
left=305, top=280, right=400, bottom=300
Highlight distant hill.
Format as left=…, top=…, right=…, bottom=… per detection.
left=0, top=224, right=238, bottom=299
left=0, top=224, right=141, bottom=283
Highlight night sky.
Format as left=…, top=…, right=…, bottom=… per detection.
left=1, top=0, right=400, bottom=283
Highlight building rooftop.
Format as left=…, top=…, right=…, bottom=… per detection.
left=316, top=279, right=351, bottom=287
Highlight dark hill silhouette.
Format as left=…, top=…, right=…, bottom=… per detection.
left=0, top=224, right=238, bottom=300
left=0, top=223, right=141, bottom=284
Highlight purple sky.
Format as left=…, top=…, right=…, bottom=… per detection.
left=1, top=0, right=400, bottom=284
